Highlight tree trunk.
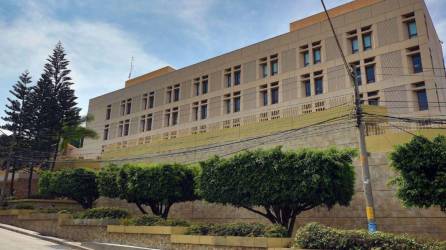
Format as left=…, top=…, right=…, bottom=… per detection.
left=136, top=203, right=147, bottom=214
left=0, top=160, right=11, bottom=205
left=50, top=136, right=61, bottom=171
left=27, top=164, right=34, bottom=198
left=242, top=205, right=297, bottom=237
left=160, top=203, right=172, bottom=219
left=9, top=163, right=15, bottom=196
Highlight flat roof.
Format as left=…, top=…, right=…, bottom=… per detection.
left=125, top=66, right=175, bottom=88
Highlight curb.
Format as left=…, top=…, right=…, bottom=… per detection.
left=0, top=223, right=93, bottom=250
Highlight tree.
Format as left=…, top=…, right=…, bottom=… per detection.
left=59, top=114, right=98, bottom=155
left=1, top=71, right=32, bottom=195
left=389, top=135, right=446, bottom=212
left=38, top=168, right=99, bottom=208
left=97, top=163, right=198, bottom=218
left=198, top=147, right=356, bottom=236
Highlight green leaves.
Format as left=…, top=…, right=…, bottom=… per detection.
left=38, top=168, right=99, bottom=209
left=198, top=146, right=356, bottom=236
left=390, top=135, right=446, bottom=212
left=97, top=163, right=198, bottom=218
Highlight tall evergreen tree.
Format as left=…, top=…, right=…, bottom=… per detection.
left=1, top=71, right=32, bottom=194
left=28, top=42, right=81, bottom=170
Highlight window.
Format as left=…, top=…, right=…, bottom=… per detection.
left=202, top=78, right=208, bottom=94
left=234, top=70, right=241, bottom=85
left=351, top=37, right=359, bottom=53
left=367, top=91, right=379, bottom=106
left=261, top=63, right=268, bottom=78
left=149, top=92, right=155, bottom=108
left=173, top=84, right=180, bottom=102
left=103, top=125, right=109, bottom=140
left=411, top=53, right=423, bottom=73
left=368, top=98, right=379, bottom=106
left=362, top=33, right=372, bottom=50
left=304, top=80, right=311, bottom=97
left=233, top=92, right=241, bottom=112
left=270, top=54, right=278, bottom=76
left=313, top=48, right=321, bottom=64
left=165, top=108, right=179, bottom=126
left=303, top=51, right=310, bottom=66
left=105, top=105, right=111, bottom=120
left=407, top=21, right=417, bottom=38
left=193, top=78, right=200, bottom=96
left=260, top=85, right=268, bottom=106
left=140, top=114, right=153, bottom=132
left=142, top=94, right=148, bottom=110
left=271, top=82, right=279, bottom=104
left=224, top=94, right=231, bottom=114
left=416, top=89, right=428, bottom=111
left=118, top=121, right=123, bottom=137
left=365, top=64, right=375, bottom=83
left=120, top=99, right=132, bottom=116
left=192, top=103, right=199, bottom=121
left=125, top=99, right=132, bottom=115
left=201, top=103, right=208, bottom=119
left=225, top=71, right=231, bottom=87
left=315, top=77, right=323, bottom=95
left=123, top=119, right=130, bottom=136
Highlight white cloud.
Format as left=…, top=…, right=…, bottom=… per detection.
left=0, top=1, right=167, bottom=118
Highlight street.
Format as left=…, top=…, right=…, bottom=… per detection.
left=0, top=228, right=75, bottom=250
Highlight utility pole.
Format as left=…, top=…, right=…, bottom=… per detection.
left=320, top=0, right=377, bottom=232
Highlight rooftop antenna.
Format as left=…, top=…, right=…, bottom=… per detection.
left=128, top=56, right=134, bottom=79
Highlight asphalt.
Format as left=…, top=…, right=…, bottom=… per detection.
left=0, top=227, right=76, bottom=250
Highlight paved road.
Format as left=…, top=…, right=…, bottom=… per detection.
left=0, top=228, right=75, bottom=250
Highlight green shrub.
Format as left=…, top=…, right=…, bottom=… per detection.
left=38, top=168, right=99, bottom=209
left=74, top=207, right=130, bottom=219
left=294, top=223, right=445, bottom=250
left=186, top=223, right=288, bottom=238
left=128, top=215, right=190, bottom=227
left=14, top=204, right=34, bottom=210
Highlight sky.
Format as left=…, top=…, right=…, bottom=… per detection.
left=1, top=0, right=446, bottom=129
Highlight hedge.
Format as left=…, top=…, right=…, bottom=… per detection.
left=294, top=223, right=446, bottom=250
left=126, top=215, right=190, bottom=227
left=73, top=207, right=130, bottom=219
left=186, top=222, right=288, bottom=238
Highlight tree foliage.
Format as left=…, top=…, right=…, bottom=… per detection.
left=390, top=135, right=446, bottom=212
left=97, top=163, right=198, bottom=218
left=198, top=147, right=356, bottom=236
left=38, top=168, right=99, bottom=208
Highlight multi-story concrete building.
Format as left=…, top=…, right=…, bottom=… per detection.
left=77, top=0, right=446, bottom=238
left=81, top=0, right=445, bottom=159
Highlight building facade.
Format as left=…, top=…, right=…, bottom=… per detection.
left=76, top=0, right=446, bottom=238
left=81, top=0, right=445, bottom=159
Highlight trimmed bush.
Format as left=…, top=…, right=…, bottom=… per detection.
left=186, top=223, right=288, bottom=238
left=199, top=147, right=356, bottom=236
left=128, top=215, right=189, bottom=227
left=14, top=204, right=34, bottom=210
left=38, top=168, right=99, bottom=209
left=97, top=163, right=198, bottom=218
left=74, top=207, right=130, bottom=219
left=294, top=223, right=445, bottom=250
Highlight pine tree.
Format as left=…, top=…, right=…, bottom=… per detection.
left=1, top=71, right=32, bottom=194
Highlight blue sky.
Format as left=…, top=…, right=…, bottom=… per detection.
left=1, top=0, right=446, bottom=128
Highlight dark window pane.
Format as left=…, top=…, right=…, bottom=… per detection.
left=303, top=51, right=310, bottom=66
left=315, top=78, right=323, bottom=95
left=194, top=83, right=199, bottom=96
left=408, top=21, right=417, bottom=38
left=103, top=128, right=109, bottom=140
left=147, top=118, right=152, bottom=131
left=202, top=81, right=208, bottom=94
left=304, top=80, right=311, bottom=97
left=226, top=74, right=231, bottom=87
left=271, top=87, right=279, bottom=104
left=234, top=71, right=241, bottom=85
left=234, top=97, right=241, bottom=112
left=173, top=89, right=180, bottom=101
left=149, top=96, right=154, bottom=108
left=172, top=112, right=178, bottom=125
left=201, top=105, right=207, bottom=119
left=412, top=53, right=423, bottom=73
left=366, top=65, right=375, bottom=83
left=351, top=38, right=359, bottom=53
left=271, top=61, right=278, bottom=75
left=261, top=64, right=268, bottom=78
left=363, top=33, right=372, bottom=50
left=416, top=90, right=429, bottom=111
left=368, top=98, right=379, bottom=106
left=261, top=91, right=268, bottom=106
left=313, top=48, right=321, bottom=64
